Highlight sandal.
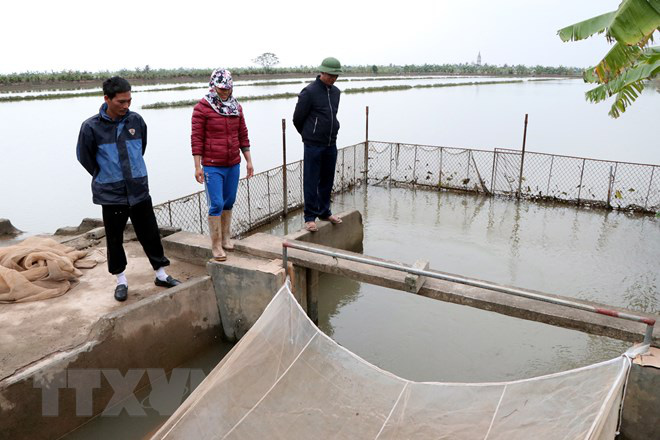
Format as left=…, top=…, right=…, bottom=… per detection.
left=304, top=221, right=318, bottom=232
left=321, top=215, right=342, bottom=224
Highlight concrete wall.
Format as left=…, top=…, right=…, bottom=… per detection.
left=620, top=362, right=660, bottom=440
left=163, top=210, right=365, bottom=342
left=207, top=256, right=299, bottom=342
left=286, top=210, right=364, bottom=253
left=0, top=277, right=221, bottom=440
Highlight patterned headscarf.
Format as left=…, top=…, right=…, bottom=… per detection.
left=204, top=68, right=240, bottom=116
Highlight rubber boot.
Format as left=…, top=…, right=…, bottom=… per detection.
left=221, top=210, right=234, bottom=251
left=208, top=216, right=226, bottom=261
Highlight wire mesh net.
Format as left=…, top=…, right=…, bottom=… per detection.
left=152, top=283, right=631, bottom=440
left=154, top=142, right=658, bottom=236
left=154, top=144, right=365, bottom=237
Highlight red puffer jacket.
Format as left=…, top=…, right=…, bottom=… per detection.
left=191, top=99, right=250, bottom=167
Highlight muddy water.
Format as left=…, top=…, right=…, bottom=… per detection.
left=61, top=185, right=657, bottom=437
left=259, top=185, right=659, bottom=382
left=62, top=342, right=232, bottom=439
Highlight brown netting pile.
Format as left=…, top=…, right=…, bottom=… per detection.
left=0, top=236, right=102, bottom=303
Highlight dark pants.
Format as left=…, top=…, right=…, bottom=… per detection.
left=102, top=197, right=169, bottom=275
left=303, top=144, right=337, bottom=222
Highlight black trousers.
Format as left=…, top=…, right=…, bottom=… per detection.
left=102, top=197, right=169, bottom=275
left=303, top=144, right=337, bottom=222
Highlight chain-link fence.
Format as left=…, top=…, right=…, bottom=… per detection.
left=154, top=141, right=658, bottom=236
left=153, top=142, right=366, bottom=237
left=366, top=141, right=659, bottom=212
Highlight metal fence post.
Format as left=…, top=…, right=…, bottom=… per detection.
left=491, top=150, right=498, bottom=194
left=577, top=158, right=586, bottom=204
left=364, top=106, right=369, bottom=182
left=197, top=192, right=203, bottom=234
left=546, top=155, right=554, bottom=196
left=341, top=148, right=345, bottom=190
left=412, top=145, right=418, bottom=186
left=282, top=119, right=288, bottom=216
left=644, top=166, right=655, bottom=210
left=389, top=143, right=393, bottom=185
left=439, top=147, right=444, bottom=188
left=267, top=171, right=272, bottom=217
left=247, top=178, right=252, bottom=226
left=517, top=114, right=528, bottom=199
left=466, top=150, right=471, bottom=188
left=168, top=201, right=172, bottom=226
left=606, top=166, right=614, bottom=208
left=353, top=143, right=357, bottom=185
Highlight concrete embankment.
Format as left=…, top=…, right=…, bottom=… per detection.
left=1, top=210, right=658, bottom=439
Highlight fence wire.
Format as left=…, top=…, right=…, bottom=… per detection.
left=367, top=142, right=659, bottom=212
left=154, top=141, right=658, bottom=236
left=154, top=143, right=365, bottom=237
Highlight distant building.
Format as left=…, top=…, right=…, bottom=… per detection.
left=476, top=51, right=482, bottom=66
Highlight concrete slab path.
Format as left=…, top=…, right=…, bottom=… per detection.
left=0, top=240, right=206, bottom=380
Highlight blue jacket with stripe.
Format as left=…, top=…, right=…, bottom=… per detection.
left=77, top=104, right=150, bottom=206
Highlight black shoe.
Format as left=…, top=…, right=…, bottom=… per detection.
left=154, top=275, right=181, bottom=288
left=114, top=284, right=128, bottom=302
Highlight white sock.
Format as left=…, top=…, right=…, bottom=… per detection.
left=116, top=272, right=128, bottom=286
left=155, top=267, right=169, bottom=282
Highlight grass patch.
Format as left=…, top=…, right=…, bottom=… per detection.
left=142, top=92, right=299, bottom=109
left=247, top=80, right=307, bottom=86
left=0, top=84, right=206, bottom=103
left=142, top=79, right=556, bottom=109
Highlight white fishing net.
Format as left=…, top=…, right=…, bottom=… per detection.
left=152, top=282, right=632, bottom=440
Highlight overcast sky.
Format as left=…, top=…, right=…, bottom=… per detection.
left=1, top=0, right=623, bottom=74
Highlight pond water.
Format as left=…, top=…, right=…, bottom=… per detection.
left=0, top=76, right=657, bottom=236
left=58, top=184, right=658, bottom=438
left=258, top=184, right=659, bottom=383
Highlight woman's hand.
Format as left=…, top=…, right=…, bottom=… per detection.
left=246, top=161, right=254, bottom=178
left=195, top=167, right=204, bottom=184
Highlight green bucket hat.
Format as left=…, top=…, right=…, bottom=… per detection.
left=319, top=57, right=342, bottom=75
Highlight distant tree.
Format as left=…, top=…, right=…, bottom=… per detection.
left=558, top=0, right=660, bottom=118
left=253, top=52, right=280, bottom=71
left=371, top=65, right=378, bottom=74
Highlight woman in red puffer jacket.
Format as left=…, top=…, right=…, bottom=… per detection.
left=191, top=68, right=253, bottom=261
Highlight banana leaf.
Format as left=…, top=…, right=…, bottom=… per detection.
left=583, top=67, right=600, bottom=83
left=558, top=11, right=615, bottom=42
left=585, top=47, right=660, bottom=116
left=587, top=46, right=660, bottom=98
left=607, top=82, right=645, bottom=117
left=608, top=0, right=660, bottom=45
left=558, top=0, right=660, bottom=45
left=592, top=42, right=643, bottom=83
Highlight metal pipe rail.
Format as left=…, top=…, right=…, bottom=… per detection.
left=282, top=241, right=656, bottom=345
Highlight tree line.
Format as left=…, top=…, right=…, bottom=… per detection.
left=0, top=63, right=582, bottom=86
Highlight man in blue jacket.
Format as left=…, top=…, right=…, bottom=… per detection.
left=77, top=76, right=180, bottom=302
left=293, top=57, right=344, bottom=232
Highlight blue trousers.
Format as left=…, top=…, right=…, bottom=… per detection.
left=204, top=164, right=240, bottom=216
left=303, top=144, right=337, bottom=222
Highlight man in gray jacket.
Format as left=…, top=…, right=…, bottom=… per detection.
left=77, top=76, right=180, bottom=301
left=293, top=57, right=344, bottom=232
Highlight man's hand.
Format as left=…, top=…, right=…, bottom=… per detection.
left=195, top=167, right=204, bottom=184
left=246, top=161, right=254, bottom=178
